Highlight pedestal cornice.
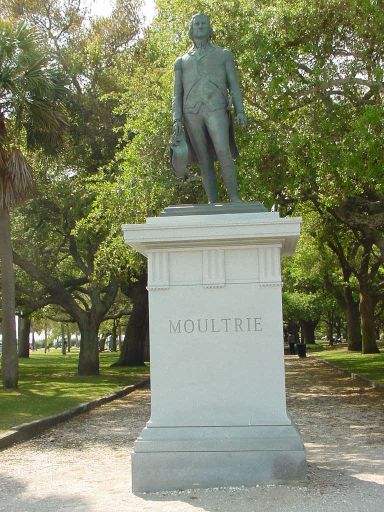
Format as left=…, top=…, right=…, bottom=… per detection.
left=122, top=212, right=302, bottom=256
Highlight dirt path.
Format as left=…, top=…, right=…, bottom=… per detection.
left=0, top=356, right=383, bottom=512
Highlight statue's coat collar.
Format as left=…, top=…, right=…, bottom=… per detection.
left=187, top=43, right=216, bottom=57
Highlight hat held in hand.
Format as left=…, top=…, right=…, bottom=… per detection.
left=170, top=128, right=189, bottom=178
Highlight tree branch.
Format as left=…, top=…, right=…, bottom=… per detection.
left=68, top=234, right=89, bottom=276
left=13, top=251, right=84, bottom=321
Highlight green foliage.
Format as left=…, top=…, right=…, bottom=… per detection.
left=282, top=210, right=339, bottom=325
left=237, top=0, right=384, bottom=250
left=4, top=0, right=384, bottom=359
left=0, top=17, right=69, bottom=389
left=113, top=0, right=384, bottom=219
left=283, top=291, right=324, bottom=323
left=5, top=1, right=144, bottom=375
left=9, top=0, right=143, bottom=290
left=0, top=20, right=67, bottom=153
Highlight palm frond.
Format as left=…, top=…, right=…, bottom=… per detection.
left=0, top=174, right=16, bottom=209
left=7, top=148, right=34, bottom=191
left=0, top=148, right=34, bottom=207
left=0, top=20, right=68, bottom=158
left=0, top=147, right=7, bottom=170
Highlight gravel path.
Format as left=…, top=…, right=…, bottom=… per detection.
left=1, top=356, right=383, bottom=512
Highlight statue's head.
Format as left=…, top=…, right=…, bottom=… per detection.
left=188, top=13, right=213, bottom=42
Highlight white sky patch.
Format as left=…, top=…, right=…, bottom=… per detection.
left=85, top=0, right=156, bottom=25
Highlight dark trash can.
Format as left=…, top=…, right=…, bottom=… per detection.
left=296, top=343, right=307, bottom=358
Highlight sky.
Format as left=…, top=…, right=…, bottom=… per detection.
left=85, top=0, right=156, bottom=25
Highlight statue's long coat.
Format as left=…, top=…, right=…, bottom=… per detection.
left=172, top=43, right=244, bottom=164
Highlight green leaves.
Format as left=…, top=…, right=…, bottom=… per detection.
left=0, top=20, right=68, bottom=155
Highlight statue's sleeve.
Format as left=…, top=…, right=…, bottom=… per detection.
left=172, top=57, right=183, bottom=122
left=224, top=50, right=245, bottom=115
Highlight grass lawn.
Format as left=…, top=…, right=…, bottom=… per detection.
left=306, top=343, right=326, bottom=351
left=0, top=349, right=149, bottom=433
left=312, top=347, right=384, bottom=385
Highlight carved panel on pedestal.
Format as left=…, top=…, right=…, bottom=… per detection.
left=203, top=249, right=225, bottom=288
left=258, top=246, right=281, bottom=286
left=148, top=251, right=169, bottom=291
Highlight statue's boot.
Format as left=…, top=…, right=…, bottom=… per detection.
left=201, top=166, right=219, bottom=203
left=221, top=160, right=242, bottom=202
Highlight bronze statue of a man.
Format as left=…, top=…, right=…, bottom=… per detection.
left=172, top=13, right=247, bottom=203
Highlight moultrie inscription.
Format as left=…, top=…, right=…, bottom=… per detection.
left=169, top=317, right=262, bottom=335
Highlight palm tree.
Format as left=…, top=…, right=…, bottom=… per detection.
left=0, top=20, right=67, bottom=388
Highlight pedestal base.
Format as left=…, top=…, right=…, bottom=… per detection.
left=123, top=210, right=305, bottom=493
left=132, top=423, right=306, bottom=492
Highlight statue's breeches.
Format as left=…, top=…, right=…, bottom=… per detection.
left=184, top=107, right=232, bottom=167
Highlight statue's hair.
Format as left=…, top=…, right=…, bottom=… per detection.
left=188, top=13, right=213, bottom=41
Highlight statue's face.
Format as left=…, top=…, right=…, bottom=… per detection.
left=191, top=15, right=211, bottom=40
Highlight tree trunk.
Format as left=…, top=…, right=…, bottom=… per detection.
left=287, top=321, right=300, bottom=343
left=359, top=283, right=379, bottom=354
left=111, top=319, right=117, bottom=352
left=326, top=311, right=335, bottom=346
left=118, top=321, right=122, bottom=351
left=335, top=317, right=342, bottom=340
left=78, top=318, right=100, bottom=375
left=114, top=278, right=148, bottom=367
left=99, top=336, right=106, bottom=352
left=18, top=314, right=31, bottom=358
left=44, top=323, right=48, bottom=353
left=344, top=287, right=362, bottom=351
left=17, top=314, right=22, bottom=347
left=0, top=207, right=18, bottom=389
left=67, top=324, right=71, bottom=353
left=61, top=323, right=67, bottom=355
left=300, top=319, right=317, bottom=345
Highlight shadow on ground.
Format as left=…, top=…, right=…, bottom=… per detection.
left=135, top=464, right=384, bottom=512
left=0, top=474, right=90, bottom=512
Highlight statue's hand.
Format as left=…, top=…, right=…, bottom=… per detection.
left=236, top=112, right=247, bottom=128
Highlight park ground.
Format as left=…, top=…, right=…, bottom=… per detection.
left=0, top=350, right=150, bottom=433
left=1, top=343, right=383, bottom=433
left=0, top=355, right=383, bottom=512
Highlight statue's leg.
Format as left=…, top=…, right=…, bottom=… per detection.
left=205, top=110, right=241, bottom=202
left=184, top=113, right=218, bottom=203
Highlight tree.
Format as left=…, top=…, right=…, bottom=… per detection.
left=0, top=20, right=66, bottom=388
left=92, top=1, right=384, bottom=354
left=17, top=312, right=31, bottom=358
left=114, top=272, right=148, bottom=366
left=299, top=209, right=363, bottom=351
left=6, top=0, right=143, bottom=375
left=282, top=221, right=329, bottom=345
left=238, top=0, right=384, bottom=351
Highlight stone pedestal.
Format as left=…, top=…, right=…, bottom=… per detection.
left=122, top=209, right=306, bottom=492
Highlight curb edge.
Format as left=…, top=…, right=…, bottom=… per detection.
left=309, top=356, right=384, bottom=391
left=0, top=378, right=150, bottom=451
